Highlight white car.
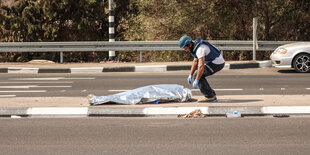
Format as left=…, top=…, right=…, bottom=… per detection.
left=270, top=42, right=310, bottom=73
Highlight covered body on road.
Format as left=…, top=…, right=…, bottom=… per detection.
left=88, top=84, right=192, bottom=105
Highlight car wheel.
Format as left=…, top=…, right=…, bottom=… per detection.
left=293, top=53, right=310, bottom=73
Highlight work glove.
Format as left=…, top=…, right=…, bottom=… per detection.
left=192, top=79, right=199, bottom=88
left=187, top=75, right=192, bottom=86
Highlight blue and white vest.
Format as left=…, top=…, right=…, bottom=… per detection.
left=190, top=38, right=221, bottom=63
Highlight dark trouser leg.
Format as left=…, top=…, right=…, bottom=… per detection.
left=198, top=76, right=216, bottom=98
left=194, top=62, right=225, bottom=98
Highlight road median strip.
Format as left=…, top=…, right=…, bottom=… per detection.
left=1, top=106, right=310, bottom=117
left=0, top=61, right=272, bottom=73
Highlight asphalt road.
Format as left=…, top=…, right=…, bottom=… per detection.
left=0, top=67, right=309, bottom=97
left=0, top=117, right=310, bottom=155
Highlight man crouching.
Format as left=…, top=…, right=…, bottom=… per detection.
left=178, top=36, right=225, bottom=102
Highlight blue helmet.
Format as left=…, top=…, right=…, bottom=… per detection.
left=178, top=36, right=192, bottom=48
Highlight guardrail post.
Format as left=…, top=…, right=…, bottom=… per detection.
left=140, top=51, right=143, bottom=62
left=253, top=17, right=258, bottom=61
left=60, top=52, right=63, bottom=64
left=108, top=0, right=115, bottom=61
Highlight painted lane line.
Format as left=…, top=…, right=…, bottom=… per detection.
left=0, top=95, right=16, bottom=97
left=0, top=90, right=46, bottom=93
left=109, top=88, right=309, bottom=92
left=214, top=89, right=243, bottom=91
left=109, top=89, right=244, bottom=92
left=60, top=90, right=67, bottom=92
left=27, top=107, right=88, bottom=115
left=9, top=77, right=95, bottom=81
left=0, top=85, right=71, bottom=89
left=9, top=77, right=64, bottom=81
left=0, top=81, right=73, bottom=84
left=191, top=89, right=243, bottom=91
left=0, top=86, right=36, bottom=89
left=60, top=77, right=95, bottom=80
left=32, top=86, right=72, bottom=88
left=109, top=90, right=130, bottom=92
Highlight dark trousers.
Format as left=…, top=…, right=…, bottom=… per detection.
left=193, top=62, right=225, bottom=98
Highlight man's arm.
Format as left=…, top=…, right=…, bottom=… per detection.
left=195, top=57, right=205, bottom=80
left=189, top=58, right=198, bottom=75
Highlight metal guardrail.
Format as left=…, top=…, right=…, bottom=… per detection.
left=0, top=40, right=297, bottom=52
left=0, top=40, right=298, bottom=63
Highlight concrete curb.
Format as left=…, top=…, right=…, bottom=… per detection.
left=0, top=61, right=272, bottom=74
left=2, top=106, right=310, bottom=117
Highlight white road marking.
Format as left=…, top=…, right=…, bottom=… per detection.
left=192, top=89, right=243, bottom=91
left=9, top=77, right=95, bottom=80
left=81, top=90, right=87, bottom=92
left=215, top=89, right=243, bottom=91
left=135, top=65, right=167, bottom=72
left=60, top=78, right=95, bottom=80
left=60, top=90, right=67, bottom=92
left=71, top=68, right=103, bottom=73
left=109, top=89, right=243, bottom=92
left=11, top=115, right=22, bottom=118
left=8, top=67, right=39, bottom=74
left=0, top=90, right=46, bottom=93
left=0, top=85, right=71, bottom=89
left=275, top=65, right=291, bottom=68
left=0, top=95, right=16, bottom=97
left=109, top=90, right=130, bottom=92
left=27, top=107, right=88, bottom=115
left=0, top=86, right=35, bottom=89
left=9, top=77, right=64, bottom=81
left=106, top=88, right=310, bottom=93
left=32, top=86, right=72, bottom=88
left=0, top=81, right=73, bottom=84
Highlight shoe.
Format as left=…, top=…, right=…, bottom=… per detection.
left=198, top=96, right=217, bottom=102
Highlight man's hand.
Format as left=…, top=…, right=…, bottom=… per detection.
left=187, top=75, right=192, bottom=85
left=193, top=79, right=199, bottom=88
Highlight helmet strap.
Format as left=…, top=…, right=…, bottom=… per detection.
left=190, top=42, right=197, bottom=53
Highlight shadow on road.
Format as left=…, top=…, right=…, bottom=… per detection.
left=277, top=69, right=310, bottom=74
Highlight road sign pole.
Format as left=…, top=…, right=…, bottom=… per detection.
left=109, top=0, right=115, bottom=61
left=253, top=17, right=258, bottom=61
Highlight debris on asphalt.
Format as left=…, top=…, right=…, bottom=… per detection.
left=88, top=84, right=192, bottom=105
left=178, top=109, right=208, bottom=118
left=226, top=111, right=242, bottom=118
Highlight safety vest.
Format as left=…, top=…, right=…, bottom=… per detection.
left=190, top=38, right=221, bottom=63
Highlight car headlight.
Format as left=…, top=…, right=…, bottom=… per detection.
left=279, top=48, right=287, bottom=54
left=275, top=48, right=287, bottom=54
